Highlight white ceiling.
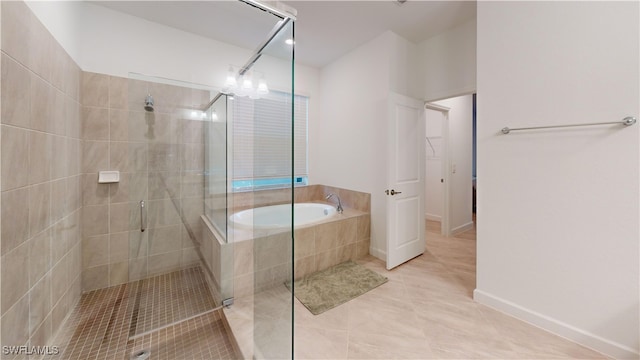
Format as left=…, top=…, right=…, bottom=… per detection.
left=286, top=1, right=476, bottom=67
left=92, top=1, right=476, bottom=68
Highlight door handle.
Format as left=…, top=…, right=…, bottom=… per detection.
left=385, top=189, right=402, bottom=196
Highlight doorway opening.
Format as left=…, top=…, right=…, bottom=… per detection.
left=424, top=93, right=477, bottom=295
left=424, top=103, right=450, bottom=236
left=424, top=94, right=476, bottom=237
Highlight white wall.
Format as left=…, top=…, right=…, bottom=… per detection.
left=312, top=32, right=390, bottom=259
left=24, top=1, right=82, bottom=61
left=419, top=19, right=476, bottom=102
left=475, top=2, right=639, bottom=358
left=312, top=31, right=419, bottom=259
left=434, top=95, right=473, bottom=234
left=26, top=1, right=320, bottom=103
left=389, top=33, right=422, bottom=100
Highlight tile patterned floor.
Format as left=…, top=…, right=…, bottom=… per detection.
left=51, top=267, right=236, bottom=360
left=130, top=267, right=217, bottom=336
left=128, top=311, right=237, bottom=360
left=226, top=219, right=609, bottom=359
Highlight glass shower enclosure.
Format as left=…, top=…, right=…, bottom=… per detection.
left=121, top=1, right=296, bottom=358
left=202, top=15, right=297, bottom=359
left=124, top=74, right=219, bottom=338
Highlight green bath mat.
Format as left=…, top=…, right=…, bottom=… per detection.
left=286, top=261, right=388, bottom=315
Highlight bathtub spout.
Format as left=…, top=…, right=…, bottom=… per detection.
left=325, top=193, right=343, bottom=214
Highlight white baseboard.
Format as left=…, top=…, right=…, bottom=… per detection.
left=473, top=289, right=639, bottom=359
left=369, top=247, right=386, bottom=262
left=425, top=213, right=442, bottom=221
left=451, top=221, right=474, bottom=235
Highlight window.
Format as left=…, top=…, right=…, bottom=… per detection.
left=231, top=91, right=308, bottom=192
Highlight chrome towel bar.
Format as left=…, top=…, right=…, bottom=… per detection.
left=501, top=116, right=636, bottom=134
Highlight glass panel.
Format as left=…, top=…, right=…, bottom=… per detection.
left=203, top=94, right=234, bottom=302
left=126, top=74, right=222, bottom=338
left=247, top=19, right=295, bottom=359
left=204, top=95, right=228, bottom=239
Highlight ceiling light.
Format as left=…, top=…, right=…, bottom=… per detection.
left=221, top=65, right=268, bottom=100
left=285, top=38, right=294, bottom=45
left=257, top=79, right=269, bottom=96
left=224, top=66, right=237, bottom=88
left=242, top=76, right=253, bottom=90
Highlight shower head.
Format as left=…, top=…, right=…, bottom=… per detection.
left=144, top=94, right=154, bottom=112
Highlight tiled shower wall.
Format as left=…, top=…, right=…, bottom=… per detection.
left=0, top=2, right=214, bottom=350
left=1, top=1, right=83, bottom=349
left=80, top=73, right=210, bottom=291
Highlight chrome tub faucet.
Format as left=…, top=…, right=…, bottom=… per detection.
left=325, top=193, right=343, bottom=214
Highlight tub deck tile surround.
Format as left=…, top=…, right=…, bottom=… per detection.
left=319, top=185, right=370, bottom=213
left=226, top=206, right=370, bottom=295
left=221, top=184, right=370, bottom=214
left=202, top=185, right=372, bottom=299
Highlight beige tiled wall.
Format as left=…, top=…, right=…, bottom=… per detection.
left=200, top=216, right=231, bottom=305
left=80, top=73, right=211, bottom=291
left=227, top=184, right=371, bottom=213
left=293, top=210, right=370, bottom=280
left=0, top=1, right=83, bottom=349
left=314, top=185, right=371, bottom=213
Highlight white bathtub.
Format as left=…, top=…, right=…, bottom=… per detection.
left=229, top=203, right=337, bottom=230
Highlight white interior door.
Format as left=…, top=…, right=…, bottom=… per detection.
left=386, top=93, right=425, bottom=270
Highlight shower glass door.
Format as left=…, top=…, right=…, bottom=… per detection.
left=118, top=1, right=295, bottom=356
left=125, top=74, right=218, bottom=338
left=240, top=18, right=295, bottom=359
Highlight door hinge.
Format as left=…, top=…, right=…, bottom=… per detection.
left=222, top=297, right=234, bottom=308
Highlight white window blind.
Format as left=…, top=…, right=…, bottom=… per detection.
left=232, top=91, right=308, bottom=183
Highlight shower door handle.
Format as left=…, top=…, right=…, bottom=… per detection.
left=140, top=200, right=146, bottom=232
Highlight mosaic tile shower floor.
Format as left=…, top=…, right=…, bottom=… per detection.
left=50, top=267, right=236, bottom=360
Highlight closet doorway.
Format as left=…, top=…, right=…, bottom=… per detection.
left=424, top=94, right=476, bottom=237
